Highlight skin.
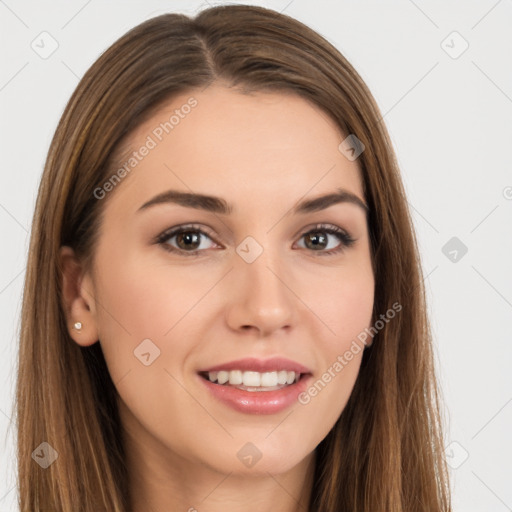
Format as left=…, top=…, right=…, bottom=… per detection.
left=60, top=83, right=375, bottom=512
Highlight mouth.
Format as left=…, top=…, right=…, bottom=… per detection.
left=198, top=369, right=306, bottom=392
left=197, top=369, right=312, bottom=414
left=196, top=357, right=313, bottom=414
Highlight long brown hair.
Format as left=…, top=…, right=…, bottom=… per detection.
left=15, top=5, right=452, bottom=511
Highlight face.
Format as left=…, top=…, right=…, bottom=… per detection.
left=63, top=83, right=374, bottom=479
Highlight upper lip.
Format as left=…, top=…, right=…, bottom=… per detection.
left=199, top=357, right=312, bottom=374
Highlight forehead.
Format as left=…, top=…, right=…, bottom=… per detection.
left=104, top=84, right=365, bottom=216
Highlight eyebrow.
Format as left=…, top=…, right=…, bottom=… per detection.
left=137, top=187, right=369, bottom=215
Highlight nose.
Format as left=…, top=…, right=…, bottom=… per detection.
left=225, top=247, right=296, bottom=337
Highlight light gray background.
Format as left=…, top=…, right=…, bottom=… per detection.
left=1, top=1, right=511, bottom=510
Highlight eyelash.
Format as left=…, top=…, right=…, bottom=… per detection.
left=154, top=223, right=356, bottom=257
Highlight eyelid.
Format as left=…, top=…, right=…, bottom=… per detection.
left=297, top=222, right=350, bottom=238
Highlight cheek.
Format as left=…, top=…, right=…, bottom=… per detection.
left=90, top=251, right=214, bottom=387
left=307, top=258, right=375, bottom=345
left=296, top=264, right=374, bottom=434
left=90, top=255, right=217, bottom=457
left=94, top=252, right=211, bottom=337
left=331, top=278, right=374, bottom=341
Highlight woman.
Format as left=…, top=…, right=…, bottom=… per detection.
left=16, top=4, right=452, bottom=511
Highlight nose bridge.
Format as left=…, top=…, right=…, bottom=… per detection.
left=227, top=233, right=295, bottom=334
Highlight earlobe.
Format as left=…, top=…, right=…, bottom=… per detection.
left=59, top=246, right=99, bottom=347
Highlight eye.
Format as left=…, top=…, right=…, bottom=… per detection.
left=155, top=222, right=356, bottom=257
left=155, top=224, right=219, bottom=256
left=295, top=223, right=356, bottom=256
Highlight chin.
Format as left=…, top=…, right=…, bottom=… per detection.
left=211, top=439, right=312, bottom=476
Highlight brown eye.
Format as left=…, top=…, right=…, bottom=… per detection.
left=296, top=224, right=356, bottom=256
left=156, top=224, right=218, bottom=255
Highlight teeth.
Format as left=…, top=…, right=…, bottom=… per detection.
left=277, top=370, right=288, bottom=385
left=205, top=370, right=301, bottom=388
left=261, top=372, right=278, bottom=387
left=217, top=371, right=229, bottom=384
left=243, top=371, right=261, bottom=386
left=228, top=370, right=243, bottom=385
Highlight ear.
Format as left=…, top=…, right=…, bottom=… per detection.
left=59, top=246, right=99, bottom=347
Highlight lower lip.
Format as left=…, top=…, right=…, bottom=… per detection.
left=198, top=373, right=312, bottom=415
